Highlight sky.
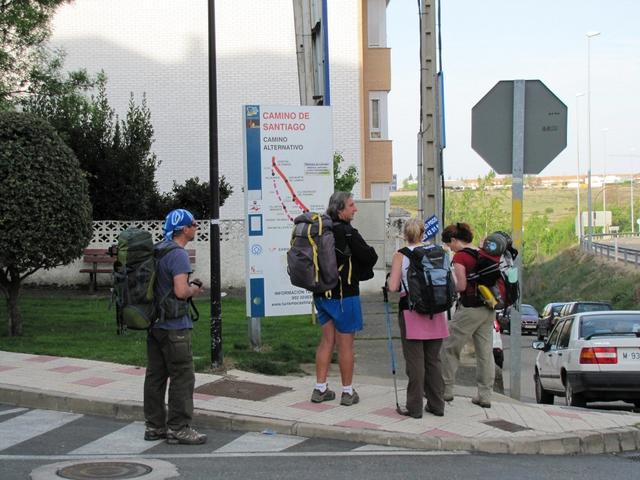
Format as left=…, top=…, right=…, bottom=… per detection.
left=387, top=0, right=640, bottom=182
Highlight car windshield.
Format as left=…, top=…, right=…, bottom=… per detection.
left=579, top=314, right=640, bottom=338
left=521, top=305, right=537, bottom=316
left=576, top=303, right=611, bottom=313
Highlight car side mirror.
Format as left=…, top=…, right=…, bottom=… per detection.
left=532, top=341, right=547, bottom=351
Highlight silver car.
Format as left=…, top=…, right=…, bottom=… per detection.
left=532, top=311, right=640, bottom=407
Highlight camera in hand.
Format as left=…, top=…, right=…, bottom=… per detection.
left=190, top=279, right=203, bottom=288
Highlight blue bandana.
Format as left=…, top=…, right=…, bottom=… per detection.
left=163, top=209, right=195, bottom=240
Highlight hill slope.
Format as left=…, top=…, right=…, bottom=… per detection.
left=524, top=247, right=640, bottom=311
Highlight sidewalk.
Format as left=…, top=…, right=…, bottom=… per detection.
left=1, top=295, right=640, bottom=455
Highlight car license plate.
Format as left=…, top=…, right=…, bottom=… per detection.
left=619, top=348, right=640, bottom=363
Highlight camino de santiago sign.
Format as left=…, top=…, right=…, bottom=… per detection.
left=243, top=105, right=333, bottom=317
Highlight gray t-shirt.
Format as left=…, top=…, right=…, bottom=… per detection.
left=153, top=240, right=193, bottom=330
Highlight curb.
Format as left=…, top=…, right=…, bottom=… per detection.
left=1, top=384, right=639, bottom=455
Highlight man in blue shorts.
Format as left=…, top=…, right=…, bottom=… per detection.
left=312, top=192, right=378, bottom=406
left=143, top=209, right=206, bottom=445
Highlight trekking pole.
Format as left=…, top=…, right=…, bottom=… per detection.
left=382, top=280, right=405, bottom=415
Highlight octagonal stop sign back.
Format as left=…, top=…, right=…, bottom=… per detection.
left=471, top=80, right=567, bottom=174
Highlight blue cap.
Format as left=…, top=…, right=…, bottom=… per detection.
left=163, top=209, right=195, bottom=240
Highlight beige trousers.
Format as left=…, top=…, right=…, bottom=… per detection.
left=442, top=304, right=495, bottom=402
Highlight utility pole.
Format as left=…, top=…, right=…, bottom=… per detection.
left=418, top=0, right=442, bottom=226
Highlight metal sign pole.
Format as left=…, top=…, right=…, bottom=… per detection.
left=509, top=80, right=525, bottom=401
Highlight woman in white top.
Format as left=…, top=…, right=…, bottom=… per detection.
left=388, top=218, right=449, bottom=418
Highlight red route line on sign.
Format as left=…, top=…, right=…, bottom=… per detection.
left=271, top=156, right=309, bottom=213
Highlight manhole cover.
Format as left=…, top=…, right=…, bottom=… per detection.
left=195, top=378, right=291, bottom=400
left=483, top=419, right=531, bottom=433
left=56, top=462, right=152, bottom=479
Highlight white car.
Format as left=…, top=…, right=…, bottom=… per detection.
left=532, top=311, right=640, bottom=407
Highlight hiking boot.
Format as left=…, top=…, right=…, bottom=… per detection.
left=166, top=426, right=207, bottom=445
left=425, top=404, right=444, bottom=417
left=311, top=388, right=336, bottom=403
left=144, top=426, right=167, bottom=441
left=340, top=390, right=360, bottom=406
left=471, top=397, right=491, bottom=408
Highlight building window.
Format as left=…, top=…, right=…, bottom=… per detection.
left=369, top=91, right=388, bottom=140
left=367, top=0, right=387, bottom=47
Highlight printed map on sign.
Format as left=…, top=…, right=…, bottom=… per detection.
left=244, top=105, right=333, bottom=317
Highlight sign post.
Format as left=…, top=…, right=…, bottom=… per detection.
left=472, top=80, right=567, bottom=400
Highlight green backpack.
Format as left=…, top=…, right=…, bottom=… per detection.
left=111, top=228, right=175, bottom=333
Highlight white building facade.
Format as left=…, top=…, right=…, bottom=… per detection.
left=50, top=0, right=373, bottom=219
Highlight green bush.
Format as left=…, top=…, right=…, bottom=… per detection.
left=0, top=111, right=92, bottom=335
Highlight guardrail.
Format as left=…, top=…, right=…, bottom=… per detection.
left=582, top=235, right=640, bottom=267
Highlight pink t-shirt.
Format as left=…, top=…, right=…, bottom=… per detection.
left=402, top=309, right=449, bottom=340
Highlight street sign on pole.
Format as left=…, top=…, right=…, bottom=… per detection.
left=472, top=80, right=567, bottom=174
left=471, top=79, right=567, bottom=400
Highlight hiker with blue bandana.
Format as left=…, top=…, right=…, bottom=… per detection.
left=143, top=209, right=207, bottom=445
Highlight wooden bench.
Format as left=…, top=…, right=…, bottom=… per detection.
left=80, top=247, right=196, bottom=292
left=80, top=248, right=114, bottom=292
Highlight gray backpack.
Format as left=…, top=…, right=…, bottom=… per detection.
left=287, top=212, right=339, bottom=293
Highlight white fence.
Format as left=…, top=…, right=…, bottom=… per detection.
left=25, top=215, right=409, bottom=292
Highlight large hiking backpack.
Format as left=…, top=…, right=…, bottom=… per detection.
left=287, top=212, right=339, bottom=294
left=399, top=245, right=456, bottom=317
left=111, top=228, right=178, bottom=332
left=465, top=231, right=519, bottom=310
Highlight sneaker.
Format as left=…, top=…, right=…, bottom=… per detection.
left=311, top=388, right=336, bottom=403
left=340, top=390, right=360, bottom=406
left=166, top=426, right=207, bottom=445
left=471, top=397, right=491, bottom=408
left=144, top=426, right=167, bottom=441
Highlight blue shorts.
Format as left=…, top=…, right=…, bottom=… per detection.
left=314, top=296, right=363, bottom=334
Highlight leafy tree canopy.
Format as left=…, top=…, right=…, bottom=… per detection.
left=0, top=110, right=92, bottom=335
left=0, top=0, right=73, bottom=108
left=333, top=152, right=358, bottom=193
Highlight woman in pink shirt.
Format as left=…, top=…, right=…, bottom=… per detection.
left=388, top=218, right=449, bottom=418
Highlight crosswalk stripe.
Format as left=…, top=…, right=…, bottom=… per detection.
left=214, top=431, right=307, bottom=453
left=69, top=421, right=163, bottom=455
left=0, top=407, right=28, bottom=418
left=353, top=444, right=412, bottom=451
left=0, top=409, right=82, bottom=451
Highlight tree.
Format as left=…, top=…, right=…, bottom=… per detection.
left=158, top=176, right=234, bottom=219
left=0, top=0, right=72, bottom=108
left=0, top=111, right=92, bottom=336
left=333, top=152, right=358, bottom=192
left=445, top=171, right=509, bottom=240
left=24, top=75, right=164, bottom=219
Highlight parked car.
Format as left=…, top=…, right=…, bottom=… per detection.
left=557, top=301, right=613, bottom=318
left=537, top=302, right=569, bottom=340
left=493, top=319, right=503, bottom=368
left=532, top=311, right=640, bottom=407
left=497, top=304, right=539, bottom=335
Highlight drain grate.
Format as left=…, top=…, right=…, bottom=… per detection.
left=195, top=378, right=292, bottom=400
left=57, top=462, right=152, bottom=479
left=483, top=419, right=531, bottom=433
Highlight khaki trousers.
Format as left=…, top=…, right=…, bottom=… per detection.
left=442, top=304, right=495, bottom=402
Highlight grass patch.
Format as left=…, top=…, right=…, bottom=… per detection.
left=0, top=292, right=320, bottom=375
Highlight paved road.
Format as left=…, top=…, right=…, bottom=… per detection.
left=3, top=405, right=640, bottom=480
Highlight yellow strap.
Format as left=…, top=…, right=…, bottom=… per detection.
left=307, top=224, right=320, bottom=283
left=347, top=257, right=352, bottom=285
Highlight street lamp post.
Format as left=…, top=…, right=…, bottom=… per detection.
left=586, top=31, right=600, bottom=249
left=576, top=93, right=585, bottom=239
left=602, top=127, right=608, bottom=232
